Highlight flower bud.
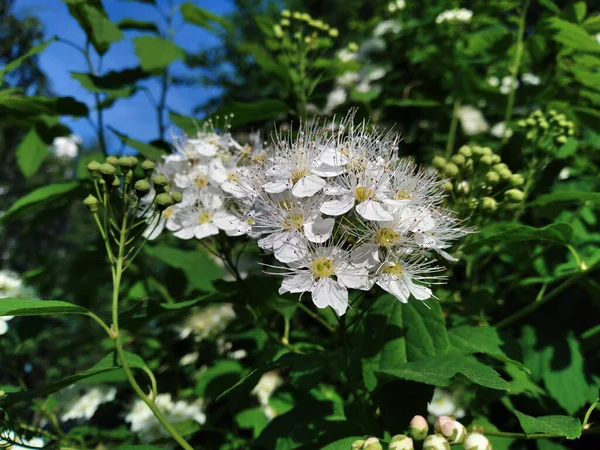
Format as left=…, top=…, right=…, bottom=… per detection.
left=456, top=180, right=470, bottom=195
left=329, top=28, right=339, bottom=37
left=443, top=163, right=459, bottom=177
left=485, top=171, right=500, bottom=185
left=111, top=176, right=121, bottom=189
left=135, top=179, right=151, bottom=197
left=458, top=145, right=472, bottom=157
left=141, top=159, right=156, bottom=177
left=490, top=154, right=501, bottom=164
left=87, top=160, right=101, bottom=178
left=463, top=433, right=492, bottom=450
left=492, top=163, right=508, bottom=173
left=118, top=156, right=134, bottom=174
left=106, top=155, right=119, bottom=166
left=509, top=174, right=524, bottom=187
left=171, top=191, right=183, bottom=203
left=362, top=437, right=382, bottom=450
left=348, top=42, right=359, bottom=52
left=481, top=197, right=497, bottom=212
left=443, top=181, right=453, bottom=192
left=555, top=135, right=568, bottom=145
left=155, top=193, right=174, bottom=211
left=498, top=168, right=513, bottom=181
left=129, top=156, right=139, bottom=169
left=99, top=163, right=117, bottom=182
left=83, top=194, right=100, bottom=213
left=432, top=156, right=447, bottom=169
left=517, top=119, right=527, bottom=128
left=479, top=155, right=493, bottom=166
left=351, top=440, right=365, bottom=449
left=437, top=417, right=466, bottom=444
left=151, top=174, right=168, bottom=193
left=409, top=415, right=429, bottom=440
left=471, top=146, right=483, bottom=156
left=481, top=147, right=493, bottom=156
left=423, top=434, right=450, bottom=450
left=505, top=188, right=525, bottom=203
left=451, top=154, right=465, bottom=166
left=389, top=434, right=414, bottom=450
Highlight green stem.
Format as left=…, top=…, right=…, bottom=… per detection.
left=296, top=301, right=336, bottom=332
left=502, top=0, right=530, bottom=143
left=111, top=213, right=194, bottom=450
left=444, top=99, right=461, bottom=159
left=583, top=398, right=599, bottom=429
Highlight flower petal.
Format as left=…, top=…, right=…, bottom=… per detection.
left=312, top=278, right=348, bottom=316
left=376, top=274, right=410, bottom=303
left=195, top=223, right=219, bottom=239
left=337, top=266, right=370, bottom=290
left=292, top=174, right=326, bottom=198
left=263, top=179, right=292, bottom=193
left=279, top=271, right=314, bottom=295
left=356, top=200, right=394, bottom=221
left=320, top=195, right=355, bottom=216
left=173, top=226, right=196, bottom=240
left=304, top=216, right=335, bottom=243
left=272, top=231, right=308, bottom=263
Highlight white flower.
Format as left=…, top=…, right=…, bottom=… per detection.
left=178, top=304, right=236, bottom=341
left=490, top=122, right=513, bottom=139
left=324, top=88, right=348, bottom=113
left=367, top=67, right=387, bottom=81
left=388, top=0, right=405, bottom=12
left=457, top=105, right=489, bottom=135
left=487, top=76, right=500, bottom=87
left=500, top=75, right=517, bottom=94
left=337, top=48, right=358, bottom=62
left=435, top=8, right=473, bottom=24
left=522, top=72, right=541, bottom=86
left=427, top=388, right=466, bottom=418
left=60, top=386, right=116, bottom=422
left=51, top=134, right=81, bottom=158
left=374, top=256, right=442, bottom=303
left=168, top=193, right=240, bottom=239
left=374, top=19, right=401, bottom=37
left=336, top=71, right=360, bottom=87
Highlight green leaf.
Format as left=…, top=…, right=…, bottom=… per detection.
left=0, top=181, right=80, bottom=224
left=0, top=92, right=89, bottom=118
left=117, top=18, right=159, bottom=33
left=214, top=100, right=289, bottom=127
left=384, top=99, right=441, bottom=107
left=514, top=410, right=582, bottom=439
left=235, top=407, right=269, bottom=438
left=0, top=298, right=89, bottom=316
left=16, top=128, right=48, bottom=178
left=71, top=68, right=148, bottom=97
left=538, top=0, right=560, bottom=13
left=377, top=354, right=509, bottom=390
left=530, top=190, right=600, bottom=207
left=63, top=0, right=124, bottom=55
left=195, top=359, right=244, bottom=398
left=546, top=18, right=600, bottom=53
left=465, top=222, right=573, bottom=251
left=0, top=39, right=55, bottom=83
left=108, top=127, right=166, bottom=159
left=555, top=137, right=578, bottom=158
left=168, top=110, right=200, bottom=135
left=144, top=245, right=222, bottom=292
left=361, top=295, right=449, bottom=390
left=180, top=2, right=233, bottom=32
left=320, top=437, right=367, bottom=449
left=133, top=36, right=184, bottom=72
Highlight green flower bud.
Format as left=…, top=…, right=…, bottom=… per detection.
left=111, top=176, right=121, bottom=189
left=155, top=193, right=174, bottom=211
left=481, top=196, right=497, bottom=212
left=481, top=147, right=493, bottom=156
left=423, top=434, right=450, bottom=450
left=87, top=160, right=101, bottom=178
left=106, top=155, right=119, bottom=165
left=171, top=191, right=183, bottom=203
left=479, top=155, right=493, bottom=166
left=505, top=188, right=525, bottom=203
left=526, top=117, right=536, bottom=126
left=351, top=440, right=365, bottom=449
left=539, top=119, right=549, bottom=130
left=443, top=163, right=459, bottom=177
left=390, top=434, right=414, bottom=450
left=129, top=156, right=139, bottom=169
left=517, top=119, right=527, bottom=127
left=135, top=179, right=151, bottom=197
left=509, top=174, right=525, bottom=187
left=485, top=171, right=500, bottom=185
left=555, top=135, right=568, bottom=145
left=362, top=437, right=383, bottom=450
left=498, top=168, right=513, bottom=181
left=492, top=163, right=508, bottom=173
left=118, top=155, right=133, bottom=174
left=409, top=415, right=429, bottom=440
left=451, top=154, right=465, bottom=166
left=458, top=145, right=472, bottom=157
left=99, top=163, right=117, bottom=182
left=432, top=156, right=447, bottom=169
left=443, top=181, right=453, bottom=192
left=281, top=9, right=291, bottom=17
left=141, top=159, right=156, bottom=177
left=281, top=18, right=290, bottom=26
left=456, top=180, right=470, bottom=195
left=83, top=194, right=100, bottom=213
left=490, top=154, right=501, bottom=164
left=328, top=28, right=339, bottom=37
left=151, top=174, right=168, bottom=193
left=471, top=146, right=484, bottom=156
left=348, top=42, right=359, bottom=52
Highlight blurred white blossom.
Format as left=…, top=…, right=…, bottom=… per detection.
left=60, top=386, right=116, bottom=422
left=522, top=73, right=541, bottom=86
left=457, top=105, right=489, bottom=135
left=490, top=122, right=513, bottom=139
left=252, top=371, right=283, bottom=419
left=178, top=304, right=236, bottom=341
left=427, top=388, right=465, bottom=419
left=0, top=271, right=36, bottom=335
left=435, top=8, right=473, bottom=24
left=374, top=19, right=401, bottom=37
left=51, top=134, right=82, bottom=158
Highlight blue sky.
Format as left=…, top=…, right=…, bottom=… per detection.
left=13, top=0, right=235, bottom=151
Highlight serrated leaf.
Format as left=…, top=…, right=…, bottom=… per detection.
left=465, top=222, right=573, bottom=251
left=514, top=410, right=582, bottom=439
left=0, top=39, right=55, bottom=83
left=108, top=127, right=165, bottom=159
left=214, top=100, right=289, bottom=127
left=377, top=354, right=509, bottom=390
left=133, top=36, right=184, bottom=72
left=0, top=93, right=88, bottom=118
left=546, top=17, right=600, bottom=53
left=0, top=298, right=89, bottom=316
left=71, top=68, right=148, bottom=97
left=16, top=128, right=48, bottom=178
left=0, top=181, right=80, bottom=224
left=180, top=2, right=232, bottom=32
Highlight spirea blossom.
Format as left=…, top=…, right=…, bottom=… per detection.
left=252, top=371, right=283, bottom=419
left=457, top=105, right=489, bottom=136
left=177, top=304, right=236, bottom=341
left=60, top=386, right=116, bottom=422
left=435, top=8, right=473, bottom=24
left=51, top=134, right=82, bottom=158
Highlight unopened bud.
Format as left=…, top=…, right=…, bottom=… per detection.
left=171, top=191, right=183, bottom=203
left=111, top=177, right=121, bottom=189
left=155, top=193, right=174, bottom=211
left=517, top=119, right=527, bottom=127
left=492, top=163, right=508, bottom=173
left=351, top=440, right=365, bottom=449
left=443, top=163, right=459, bottom=177
left=471, top=145, right=483, bottom=156
left=99, top=163, right=116, bottom=182
left=481, top=147, right=492, bottom=156
left=362, top=437, right=382, bottom=450
left=481, top=197, right=497, bottom=212
left=498, top=168, right=513, bottom=181
left=432, top=156, right=447, bottom=169
left=141, top=159, right=156, bottom=177
left=423, top=434, right=450, bottom=450
left=135, top=179, right=151, bottom=197
left=409, top=415, right=429, bottom=440
left=118, top=155, right=134, bottom=174
left=509, top=174, right=525, bottom=187
left=451, top=154, right=465, bottom=166
left=505, top=188, right=525, bottom=203
left=151, top=174, right=168, bottom=193
left=485, top=171, right=500, bottom=185
left=389, top=434, right=414, bottom=450
left=555, top=135, right=568, bottom=145
left=490, top=154, right=501, bottom=164
left=458, top=145, right=472, bottom=157
left=129, top=156, right=139, bottom=169
left=463, top=433, right=491, bottom=450
left=479, top=155, right=493, bottom=166
left=87, top=161, right=101, bottom=178
left=437, top=417, right=466, bottom=444
left=106, top=156, right=119, bottom=165
left=443, top=181, right=453, bottom=192
left=83, top=194, right=99, bottom=213
left=456, top=180, right=470, bottom=195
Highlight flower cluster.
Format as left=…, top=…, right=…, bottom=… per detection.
left=252, top=371, right=284, bottom=419
left=59, top=386, right=116, bottom=422
left=125, top=393, right=206, bottom=443
left=488, top=73, right=541, bottom=95
left=51, top=134, right=82, bottom=158
left=435, top=8, right=473, bottom=25
left=457, top=105, right=489, bottom=136
left=177, top=303, right=236, bottom=341
left=274, top=9, right=338, bottom=40
left=0, top=431, right=44, bottom=449
left=518, top=109, right=575, bottom=148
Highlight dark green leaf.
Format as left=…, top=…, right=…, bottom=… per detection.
left=0, top=298, right=89, bottom=316
left=108, top=127, right=166, bottom=159
left=0, top=92, right=89, bottom=117
left=464, top=222, right=573, bottom=251
left=133, top=36, right=184, bottom=72
left=71, top=68, right=148, bottom=97
left=16, top=128, right=48, bottom=178
left=530, top=190, right=600, bottom=207
left=168, top=110, right=200, bottom=135
left=195, top=360, right=244, bottom=398
left=215, top=100, right=289, bottom=127
left=555, top=137, right=578, bottom=158
left=546, top=18, right=600, bottom=53
left=0, top=39, right=55, bottom=83
left=384, top=99, right=441, bottom=107
left=117, top=19, right=159, bottom=33
left=180, top=2, right=233, bottom=32
left=514, top=410, right=582, bottom=439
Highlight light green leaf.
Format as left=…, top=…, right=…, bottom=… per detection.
left=168, top=110, right=200, bottom=135
left=377, top=354, right=509, bottom=390
left=133, top=36, right=184, bottom=72
left=537, top=0, right=560, bottom=14
left=0, top=39, right=55, bottom=83
left=144, top=245, right=222, bottom=292
left=547, top=17, right=600, bottom=53
left=71, top=68, right=148, bottom=97
left=16, top=128, right=48, bottom=178
left=514, top=410, right=582, bottom=439
left=214, top=100, right=289, bottom=127
left=0, top=298, right=89, bottom=317
left=465, top=222, right=573, bottom=250
left=180, top=2, right=233, bottom=32
left=108, top=127, right=165, bottom=159
left=555, top=137, right=578, bottom=158
left=530, top=190, right=600, bottom=207
left=117, top=18, right=159, bottom=33
left=583, top=15, right=600, bottom=34
left=0, top=181, right=80, bottom=224
left=235, top=407, right=269, bottom=438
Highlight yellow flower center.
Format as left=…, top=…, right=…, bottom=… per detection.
left=283, top=213, right=304, bottom=230
left=241, top=145, right=252, bottom=155
left=279, top=200, right=294, bottom=211
left=383, top=262, right=404, bottom=277
left=163, top=207, right=175, bottom=219
left=349, top=158, right=367, bottom=172
left=291, top=167, right=310, bottom=183
left=375, top=227, right=399, bottom=248
left=394, top=190, right=412, bottom=200
left=198, top=212, right=212, bottom=224
left=355, top=186, right=374, bottom=202
left=194, top=176, right=208, bottom=188
left=311, top=257, right=335, bottom=278
left=227, top=173, right=240, bottom=183
left=252, top=154, right=267, bottom=164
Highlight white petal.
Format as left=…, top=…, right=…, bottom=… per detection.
left=356, top=200, right=394, bottom=221
left=407, top=280, right=433, bottom=300
left=351, top=244, right=380, bottom=268
left=337, top=266, right=370, bottom=290
left=320, top=195, right=355, bottom=216
left=377, top=274, right=410, bottom=303
left=0, top=320, right=8, bottom=335
left=221, top=181, right=247, bottom=198
left=438, top=249, right=459, bottom=262
left=173, top=226, right=196, bottom=240
left=272, top=231, right=308, bottom=263
left=291, top=174, right=326, bottom=198
left=316, top=145, right=349, bottom=167
left=143, top=216, right=165, bottom=240
left=258, top=233, right=276, bottom=250
left=303, top=216, right=335, bottom=243
left=312, top=278, right=348, bottom=316
left=279, top=272, right=314, bottom=294
left=195, top=223, right=219, bottom=239
left=414, top=232, right=437, bottom=248
left=213, top=211, right=240, bottom=231
left=324, top=184, right=349, bottom=195
left=263, top=179, right=292, bottom=193
left=209, top=159, right=228, bottom=183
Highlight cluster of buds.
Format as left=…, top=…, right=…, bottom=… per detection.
left=432, top=145, right=526, bottom=220
left=517, top=109, right=575, bottom=147
left=274, top=10, right=339, bottom=40
left=351, top=415, right=492, bottom=450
